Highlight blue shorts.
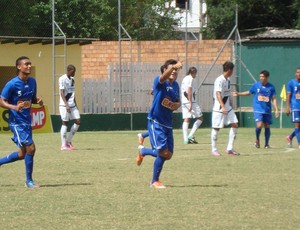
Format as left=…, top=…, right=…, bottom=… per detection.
left=148, top=119, right=174, bottom=153
left=291, top=111, right=300, bottom=123
left=254, top=113, right=272, bottom=125
left=10, top=124, right=33, bottom=147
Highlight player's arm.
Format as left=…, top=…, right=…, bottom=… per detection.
left=186, top=86, right=193, bottom=111
left=0, top=98, right=23, bottom=112
left=232, top=91, right=251, bottom=96
left=159, top=61, right=182, bottom=83
left=60, top=89, right=71, bottom=112
left=216, top=91, right=227, bottom=114
left=286, top=92, right=291, bottom=116
left=272, top=96, right=279, bottom=118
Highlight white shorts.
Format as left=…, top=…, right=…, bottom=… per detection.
left=182, top=103, right=203, bottom=119
left=59, top=106, right=81, bottom=121
left=212, top=109, right=238, bottom=128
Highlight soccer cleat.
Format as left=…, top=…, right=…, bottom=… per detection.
left=25, top=180, right=40, bottom=189
left=211, top=150, right=220, bottom=156
left=136, top=145, right=144, bottom=166
left=255, top=140, right=260, bottom=148
left=137, top=133, right=145, bottom=145
left=61, top=145, right=72, bottom=151
left=151, top=181, right=166, bottom=189
left=226, top=149, right=240, bottom=156
left=66, top=142, right=76, bottom=150
left=264, top=145, right=271, bottom=149
left=188, top=136, right=198, bottom=144
left=286, top=136, right=292, bottom=148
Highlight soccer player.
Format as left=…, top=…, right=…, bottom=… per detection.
left=233, top=70, right=279, bottom=148
left=59, top=65, right=81, bottom=150
left=136, top=59, right=182, bottom=189
left=286, top=67, right=300, bottom=148
left=211, top=61, right=239, bottom=156
left=0, top=56, right=44, bottom=189
left=181, top=67, right=203, bottom=144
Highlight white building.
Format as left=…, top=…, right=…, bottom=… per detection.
left=165, top=0, right=207, bottom=33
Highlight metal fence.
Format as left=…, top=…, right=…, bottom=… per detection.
left=82, top=63, right=238, bottom=114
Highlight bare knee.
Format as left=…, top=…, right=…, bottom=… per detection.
left=158, top=149, right=173, bottom=160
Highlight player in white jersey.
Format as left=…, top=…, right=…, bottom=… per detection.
left=59, top=65, right=81, bottom=150
left=211, top=61, right=239, bottom=156
left=181, top=67, right=203, bottom=144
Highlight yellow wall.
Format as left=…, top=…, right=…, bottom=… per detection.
left=0, top=43, right=82, bottom=115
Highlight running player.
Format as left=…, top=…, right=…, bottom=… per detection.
left=181, top=67, right=203, bottom=144
left=211, top=61, right=239, bottom=156
left=233, top=70, right=279, bottom=148
left=59, top=65, right=81, bottom=150
left=0, top=56, right=44, bottom=188
left=286, top=67, right=300, bottom=148
left=136, top=59, right=182, bottom=189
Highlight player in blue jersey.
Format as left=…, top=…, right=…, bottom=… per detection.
left=286, top=68, right=300, bottom=148
left=0, top=56, right=44, bottom=189
left=136, top=59, right=182, bottom=189
left=233, top=70, right=279, bottom=148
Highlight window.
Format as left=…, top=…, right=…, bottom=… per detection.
left=176, top=0, right=189, bottom=10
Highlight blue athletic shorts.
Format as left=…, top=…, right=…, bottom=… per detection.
left=254, top=113, right=273, bottom=125
left=291, top=111, right=300, bottom=123
left=148, top=119, right=174, bottom=153
left=10, top=124, right=33, bottom=147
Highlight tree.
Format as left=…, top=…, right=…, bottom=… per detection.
left=204, top=0, right=298, bottom=39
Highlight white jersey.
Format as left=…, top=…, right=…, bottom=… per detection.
left=181, top=74, right=196, bottom=104
left=213, top=74, right=232, bottom=111
left=59, top=74, right=76, bottom=107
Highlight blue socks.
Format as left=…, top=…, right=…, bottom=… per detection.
left=141, top=132, right=149, bottom=138
left=255, top=127, right=261, bottom=141
left=24, top=154, right=34, bottom=183
left=265, top=128, right=270, bottom=146
left=141, top=147, right=157, bottom=157
left=152, top=155, right=166, bottom=183
left=295, top=128, right=300, bottom=144
left=0, top=151, right=19, bottom=165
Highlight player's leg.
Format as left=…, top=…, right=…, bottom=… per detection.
left=59, top=106, right=70, bottom=150
left=225, top=110, right=239, bottom=155
left=0, top=125, right=26, bottom=166
left=151, top=125, right=171, bottom=189
left=291, top=111, right=300, bottom=148
left=24, top=143, right=39, bottom=188
left=182, top=105, right=190, bottom=144
left=137, top=131, right=149, bottom=145
left=187, top=104, right=203, bottom=143
left=66, top=107, right=81, bottom=149
left=263, top=114, right=272, bottom=148
left=254, top=113, right=263, bottom=148
left=211, top=112, right=223, bottom=156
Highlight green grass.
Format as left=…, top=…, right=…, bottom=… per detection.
left=1, top=128, right=300, bottom=230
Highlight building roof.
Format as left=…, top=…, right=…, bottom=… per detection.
left=244, top=28, right=300, bottom=42
left=0, top=36, right=99, bottom=45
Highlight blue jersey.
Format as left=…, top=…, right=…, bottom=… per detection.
left=147, top=76, right=180, bottom=128
left=249, top=82, right=276, bottom=114
left=1, top=76, right=37, bottom=125
left=287, top=79, right=300, bottom=111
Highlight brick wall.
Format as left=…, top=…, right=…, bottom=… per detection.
left=81, top=40, right=233, bottom=79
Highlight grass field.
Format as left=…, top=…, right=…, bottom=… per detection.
left=1, top=128, right=300, bottom=230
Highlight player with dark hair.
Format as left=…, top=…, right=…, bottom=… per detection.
left=233, top=70, right=279, bottom=148
left=59, top=64, right=81, bottom=150
left=136, top=59, right=182, bottom=189
left=211, top=61, right=239, bottom=156
left=181, top=66, right=203, bottom=144
left=0, top=56, right=44, bottom=188
left=286, top=67, right=300, bottom=148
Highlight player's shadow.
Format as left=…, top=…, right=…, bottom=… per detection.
left=167, top=184, right=228, bottom=188
left=41, top=182, right=92, bottom=188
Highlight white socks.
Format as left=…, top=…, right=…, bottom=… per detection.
left=211, top=129, right=219, bottom=151
left=227, top=127, right=237, bottom=151
left=182, top=121, right=189, bottom=142
left=67, top=124, right=80, bottom=143
left=189, top=119, right=202, bottom=138
left=60, top=125, right=67, bottom=146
